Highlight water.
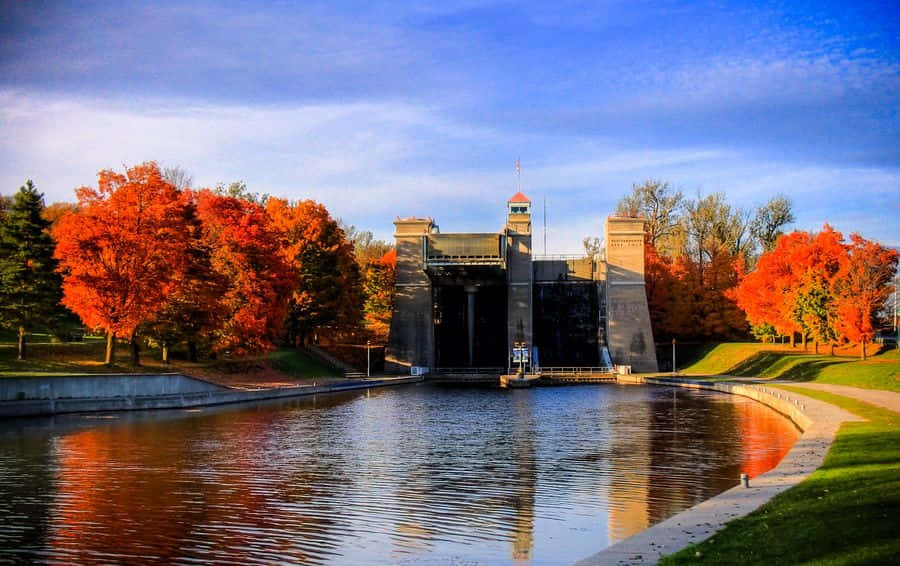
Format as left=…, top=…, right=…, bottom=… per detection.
left=0, top=384, right=799, bottom=565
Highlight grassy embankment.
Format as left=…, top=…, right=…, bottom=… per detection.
left=660, top=387, right=900, bottom=565
left=678, top=342, right=900, bottom=392
left=0, top=330, right=341, bottom=385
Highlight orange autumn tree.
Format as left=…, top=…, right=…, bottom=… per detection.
left=732, top=231, right=808, bottom=345
left=734, top=226, right=897, bottom=356
left=644, top=240, right=747, bottom=341
left=266, top=197, right=363, bottom=345
left=788, top=225, right=845, bottom=353
left=53, top=163, right=188, bottom=365
left=363, top=248, right=396, bottom=340
left=195, top=190, right=295, bottom=356
left=833, top=234, right=898, bottom=359
left=144, top=197, right=230, bottom=362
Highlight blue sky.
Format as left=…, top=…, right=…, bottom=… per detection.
left=1, top=0, right=898, bottom=251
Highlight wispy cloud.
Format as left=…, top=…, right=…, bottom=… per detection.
left=3, top=89, right=896, bottom=251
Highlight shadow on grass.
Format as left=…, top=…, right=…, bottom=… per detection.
left=726, top=351, right=844, bottom=382
left=777, top=359, right=846, bottom=382
left=673, top=342, right=720, bottom=368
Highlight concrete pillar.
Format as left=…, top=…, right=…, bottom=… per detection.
left=386, top=218, right=435, bottom=372
left=604, top=216, right=658, bottom=372
left=465, top=285, right=477, bottom=366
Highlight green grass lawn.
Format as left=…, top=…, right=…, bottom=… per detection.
left=0, top=338, right=343, bottom=381
left=0, top=338, right=139, bottom=376
left=660, top=388, right=900, bottom=566
left=681, top=343, right=900, bottom=392
left=268, top=348, right=342, bottom=378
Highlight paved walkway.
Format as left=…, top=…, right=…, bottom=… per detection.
left=772, top=381, right=900, bottom=413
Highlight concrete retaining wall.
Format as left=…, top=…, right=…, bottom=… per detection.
left=0, top=375, right=424, bottom=419
left=0, top=373, right=223, bottom=402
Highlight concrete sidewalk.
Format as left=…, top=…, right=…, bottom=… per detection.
left=773, top=381, right=900, bottom=413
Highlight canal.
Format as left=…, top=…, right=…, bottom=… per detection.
left=0, top=384, right=799, bottom=565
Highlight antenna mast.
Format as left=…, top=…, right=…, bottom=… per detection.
left=516, top=158, right=521, bottom=194
left=543, top=195, right=547, bottom=255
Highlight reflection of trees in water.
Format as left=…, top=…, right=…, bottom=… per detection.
left=735, top=398, right=800, bottom=478
left=608, top=389, right=801, bottom=543
left=43, top=410, right=344, bottom=563
left=608, top=394, right=652, bottom=542
left=3, top=390, right=370, bottom=564
left=645, top=390, right=744, bottom=524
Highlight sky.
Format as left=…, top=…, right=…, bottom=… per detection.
left=1, top=0, right=898, bottom=252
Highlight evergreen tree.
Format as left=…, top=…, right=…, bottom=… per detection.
left=0, top=181, right=62, bottom=359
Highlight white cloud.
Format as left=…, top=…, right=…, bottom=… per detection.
left=1, top=89, right=897, bottom=252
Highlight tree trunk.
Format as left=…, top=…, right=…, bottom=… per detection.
left=188, top=341, right=198, bottom=362
left=162, top=342, right=170, bottom=364
left=790, top=333, right=795, bottom=348
left=814, top=340, right=819, bottom=355
left=17, top=325, right=26, bottom=361
left=130, top=332, right=140, bottom=367
left=105, top=332, right=115, bottom=365
left=830, top=343, right=835, bottom=356
left=861, top=339, right=867, bottom=361
left=801, top=333, right=807, bottom=351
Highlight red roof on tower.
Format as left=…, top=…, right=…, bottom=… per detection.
left=508, top=191, right=530, bottom=203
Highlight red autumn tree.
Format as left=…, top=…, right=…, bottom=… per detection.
left=53, top=163, right=188, bottom=364
left=266, top=197, right=363, bottom=345
left=195, top=190, right=295, bottom=356
left=144, top=198, right=230, bottom=362
left=833, top=234, right=899, bottom=359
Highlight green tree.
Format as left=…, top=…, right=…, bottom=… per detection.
left=162, top=165, right=194, bottom=190
left=682, top=192, right=753, bottom=280
left=0, top=181, right=62, bottom=359
left=582, top=236, right=602, bottom=260
left=268, top=198, right=363, bottom=345
left=794, top=276, right=838, bottom=354
left=751, top=195, right=794, bottom=252
left=616, top=179, right=684, bottom=252
left=214, top=180, right=269, bottom=205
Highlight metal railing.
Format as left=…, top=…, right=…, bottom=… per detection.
left=540, top=366, right=615, bottom=376
left=433, top=367, right=504, bottom=374
left=426, top=255, right=505, bottom=266
left=531, top=254, right=591, bottom=261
